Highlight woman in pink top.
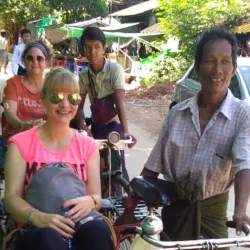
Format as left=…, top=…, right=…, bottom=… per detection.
left=4, top=68, right=113, bottom=250
left=2, top=41, right=49, bottom=138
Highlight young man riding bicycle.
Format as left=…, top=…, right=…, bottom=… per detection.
left=141, top=28, right=250, bottom=248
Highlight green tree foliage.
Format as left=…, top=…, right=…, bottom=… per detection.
left=156, top=0, right=248, bottom=62
left=0, top=0, right=51, bottom=43
left=140, top=54, right=189, bottom=86
left=44, top=0, right=108, bottom=22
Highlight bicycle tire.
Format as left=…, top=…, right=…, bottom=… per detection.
left=102, top=174, right=132, bottom=198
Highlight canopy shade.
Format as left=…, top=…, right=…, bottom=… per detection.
left=103, top=31, right=163, bottom=39
left=45, top=24, right=163, bottom=44
left=45, top=25, right=83, bottom=44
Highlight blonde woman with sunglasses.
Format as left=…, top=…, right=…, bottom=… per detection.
left=2, top=41, right=49, bottom=138
left=4, top=67, right=113, bottom=250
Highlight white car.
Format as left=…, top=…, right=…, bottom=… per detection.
left=170, top=57, right=250, bottom=108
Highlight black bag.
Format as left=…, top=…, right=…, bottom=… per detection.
left=88, top=71, right=117, bottom=125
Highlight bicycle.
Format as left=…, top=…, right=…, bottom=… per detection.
left=128, top=220, right=250, bottom=249
left=92, top=130, right=135, bottom=229
left=102, top=176, right=171, bottom=250
left=81, top=129, right=133, bottom=199
left=107, top=176, right=250, bottom=250
left=71, top=114, right=133, bottom=199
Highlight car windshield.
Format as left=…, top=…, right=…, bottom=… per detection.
left=238, top=66, right=250, bottom=95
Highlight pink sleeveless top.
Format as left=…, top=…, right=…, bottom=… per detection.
left=8, top=127, right=98, bottom=191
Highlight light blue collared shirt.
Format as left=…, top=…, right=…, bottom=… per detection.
left=145, top=89, right=250, bottom=200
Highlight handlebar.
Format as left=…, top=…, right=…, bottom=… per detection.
left=97, top=138, right=133, bottom=150
left=79, top=130, right=134, bottom=150
left=227, top=220, right=250, bottom=235
left=96, top=132, right=134, bottom=150
left=125, top=221, right=250, bottom=249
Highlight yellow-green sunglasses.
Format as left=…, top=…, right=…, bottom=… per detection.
left=49, top=93, right=82, bottom=106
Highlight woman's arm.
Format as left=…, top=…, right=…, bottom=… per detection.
left=3, top=100, right=22, bottom=130
left=5, top=142, right=33, bottom=223
left=85, top=147, right=101, bottom=204
left=3, top=100, right=36, bottom=131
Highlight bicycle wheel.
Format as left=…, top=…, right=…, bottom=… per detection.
left=102, top=174, right=132, bottom=199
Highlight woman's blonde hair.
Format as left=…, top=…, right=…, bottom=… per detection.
left=43, top=67, right=79, bottom=95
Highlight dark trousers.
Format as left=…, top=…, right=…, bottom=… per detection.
left=91, top=121, right=129, bottom=181
left=15, top=219, right=113, bottom=250
left=17, top=65, right=26, bottom=76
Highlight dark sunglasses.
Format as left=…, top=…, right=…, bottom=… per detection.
left=49, top=93, right=82, bottom=106
left=26, top=55, right=45, bottom=63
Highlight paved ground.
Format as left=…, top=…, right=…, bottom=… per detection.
left=0, top=67, right=249, bottom=248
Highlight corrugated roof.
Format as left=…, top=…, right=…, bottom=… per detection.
left=68, top=18, right=109, bottom=28
left=101, top=22, right=140, bottom=31
left=234, top=12, right=250, bottom=33
left=112, top=0, right=140, bottom=5
left=234, top=19, right=250, bottom=34
left=110, top=0, right=160, bottom=16
left=141, top=23, right=163, bottom=33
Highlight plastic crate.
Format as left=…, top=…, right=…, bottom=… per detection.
left=66, top=62, right=74, bottom=73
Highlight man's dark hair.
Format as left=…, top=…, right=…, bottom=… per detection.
left=0, top=31, right=6, bottom=37
left=195, top=28, right=238, bottom=67
left=21, top=28, right=31, bottom=37
left=80, top=27, right=106, bottom=47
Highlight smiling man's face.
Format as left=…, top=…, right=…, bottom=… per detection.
left=195, top=39, right=236, bottom=95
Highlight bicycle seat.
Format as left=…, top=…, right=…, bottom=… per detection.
left=130, top=176, right=175, bottom=206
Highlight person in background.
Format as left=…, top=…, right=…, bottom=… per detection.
left=141, top=28, right=250, bottom=248
left=74, top=55, right=88, bottom=74
left=4, top=32, right=12, bottom=75
left=74, top=27, right=136, bottom=181
left=5, top=42, right=14, bottom=74
left=0, top=29, right=8, bottom=74
left=4, top=67, right=113, bottom=250
left=2, top=42, right=49, bottom=138
left=11, top=28, right=31, bottom=76
left=244, top=39, right=250, bottom=57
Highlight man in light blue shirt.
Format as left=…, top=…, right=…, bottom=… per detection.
left=11, top=28, right=31, bottom=76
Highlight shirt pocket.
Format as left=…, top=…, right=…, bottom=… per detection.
left=208, top=151, right=232, bottom=180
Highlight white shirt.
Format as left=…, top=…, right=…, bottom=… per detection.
left=0, top=36, right=7, bottom=50
left=79, top=58, right=125, bottom=102
left=11, top=43, right=26, bottom=75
